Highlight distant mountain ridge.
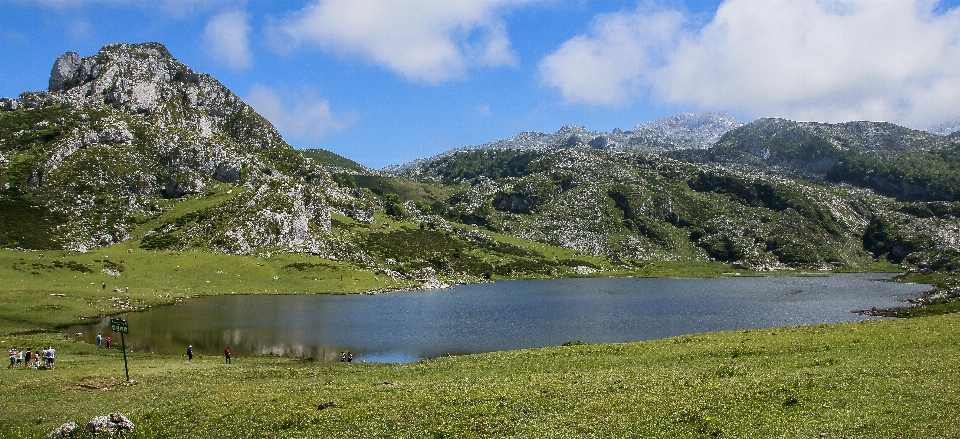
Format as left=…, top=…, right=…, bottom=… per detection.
left=705, top=118, right=960, bottom=201
left=2, top=42, right=958, bottom=277
left=384, top=112, right=743, bottom=173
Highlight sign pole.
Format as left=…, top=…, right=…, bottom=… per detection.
left=110, top=317, right=130, bottom=382
left=120, top=332, right=129, bottom=382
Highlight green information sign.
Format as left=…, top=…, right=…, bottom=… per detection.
left=109, top=317, right=128, bottom=334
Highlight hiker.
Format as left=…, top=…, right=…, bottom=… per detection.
left=347, top=352, right=354, bottom=363
left=16, top=349, right=23, bottom=368
left=187, top=345, right=193, bottom=362
left=106, top=336, right=111, bottom=349
left=96, top=333, right=102, bottom=349
left=224, top=347, right=231, bottom=364
left=45, top=346, right=55, bottom=370
left=8, top=348, right=16, bottom=369
left=102, top=282, right=106, bottom=290
left=340, top=351, right=347, bottom=362
left=24, top=349, right=32, bottom=367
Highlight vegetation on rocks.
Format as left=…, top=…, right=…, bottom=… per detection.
left=2, top=42, right=960, bottom=437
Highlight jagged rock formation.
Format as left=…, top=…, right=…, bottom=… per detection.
left=385, top=112, right=742, bottom=174
left=0, top=43, right=342, bottom=253
left=926, top=118, right=960, bottom=136
left=634, top=112, right=743, bottom=149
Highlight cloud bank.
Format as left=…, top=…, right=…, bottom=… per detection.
left=541, top=0, right=960, bottom=128
left=268, top=0, right=529, bottom=83
left=246, top=85, right=355, bottom=144
left=203, top=10, right=253, bottom=70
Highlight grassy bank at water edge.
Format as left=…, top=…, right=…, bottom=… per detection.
left=1, top=314, right=959, bottom=438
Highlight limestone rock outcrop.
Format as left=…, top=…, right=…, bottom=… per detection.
left=1, top=42, right=339, bottom=253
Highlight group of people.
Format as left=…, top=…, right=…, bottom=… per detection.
left=184, top=345, right=232, bottom=364
left=7, top=346, right=56, bottom=370
left=340, top=351, right=354, bottom=362
left=95, top=333, right=112, bottom=349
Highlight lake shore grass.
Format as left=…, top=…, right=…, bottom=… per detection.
left=0, top=246, right=900, bottom=333
left=4, top=246, right=956, bottom=437
left=2, top=314, right=959, bottom=438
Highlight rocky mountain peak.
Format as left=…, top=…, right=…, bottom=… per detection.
left=635, top=111, right=743, bottom=149
left=48, top=42, right=191, bottom=95
left=0, top=42, right=344, bottom=253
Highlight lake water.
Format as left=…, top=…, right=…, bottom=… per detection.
left=72, top=274, right=929, bottom=363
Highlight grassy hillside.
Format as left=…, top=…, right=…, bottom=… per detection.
left=299, top=148, right=371, bottom=174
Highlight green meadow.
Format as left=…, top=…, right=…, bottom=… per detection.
left=1, top=247, right=958, bottom=437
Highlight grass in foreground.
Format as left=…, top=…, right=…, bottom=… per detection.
left=1, top=314, right=958, bottom=438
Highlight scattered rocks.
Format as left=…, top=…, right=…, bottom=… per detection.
left=87, top=413, right=134, bottom=436
left=46, top=422, right=77, bottom=439
left=49, top=413, right=133, bottom=437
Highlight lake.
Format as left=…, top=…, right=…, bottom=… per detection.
left=72, top=273, right=930, bottom=363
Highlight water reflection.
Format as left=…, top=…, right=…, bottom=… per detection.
left=70, top=274, right=929, bottom=363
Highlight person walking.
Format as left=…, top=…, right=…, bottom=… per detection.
left=45, top=346, right=55, bottom=370
left=224, top=347, right=231, bottom=364
left=187, top=345, right=193, bottom=362
left=106, top=336, right=111, bottom=349
left=96, top=333, right=102, bottom=349
left=7, top=348, right=16, bottom=369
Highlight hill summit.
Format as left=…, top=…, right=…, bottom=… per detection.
left=0, top=42, right=342, bottom=253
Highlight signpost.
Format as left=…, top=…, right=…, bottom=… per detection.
left=109, top=317, right=130, bottom=382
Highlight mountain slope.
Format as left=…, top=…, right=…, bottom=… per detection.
left=706, top=118, right=960, bottom=201
left=0, top=43, right=339, bottom=252
left=398, top=147, right=883, bottom=269
left=0, top=43, right=619, bottom=286
left=3, top=43, right=958, bottom=276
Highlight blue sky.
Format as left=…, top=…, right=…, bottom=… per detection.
left=4, top=0, right=960, bottom=169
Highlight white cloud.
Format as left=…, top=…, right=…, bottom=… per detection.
left=268, top=0, right=531, bottom=84
left=541, top=0, right=960, bottom=127
left=245, top=85, right=356, bottom=143
left=203, top=10, right=253, bottom=70
left=473, top=103, right=492, bottom=117
left=67, top=18, right=94, bottom=41
left=539, top=5, right=685, bottom=106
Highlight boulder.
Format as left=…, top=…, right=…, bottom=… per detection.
left=213, top=161, right=242, bottom=183
left=46, top=422, right=77, bottom=439
left=164, top=172, right=206, bottom=198
left=49, top=52, right=81, bottom=92
left=493, top=192, right=530, bottom=214
left=86, top=413, right=134, bottom=436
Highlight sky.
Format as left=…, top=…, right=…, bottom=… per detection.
left=4, top=0, right=960, bottom=169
